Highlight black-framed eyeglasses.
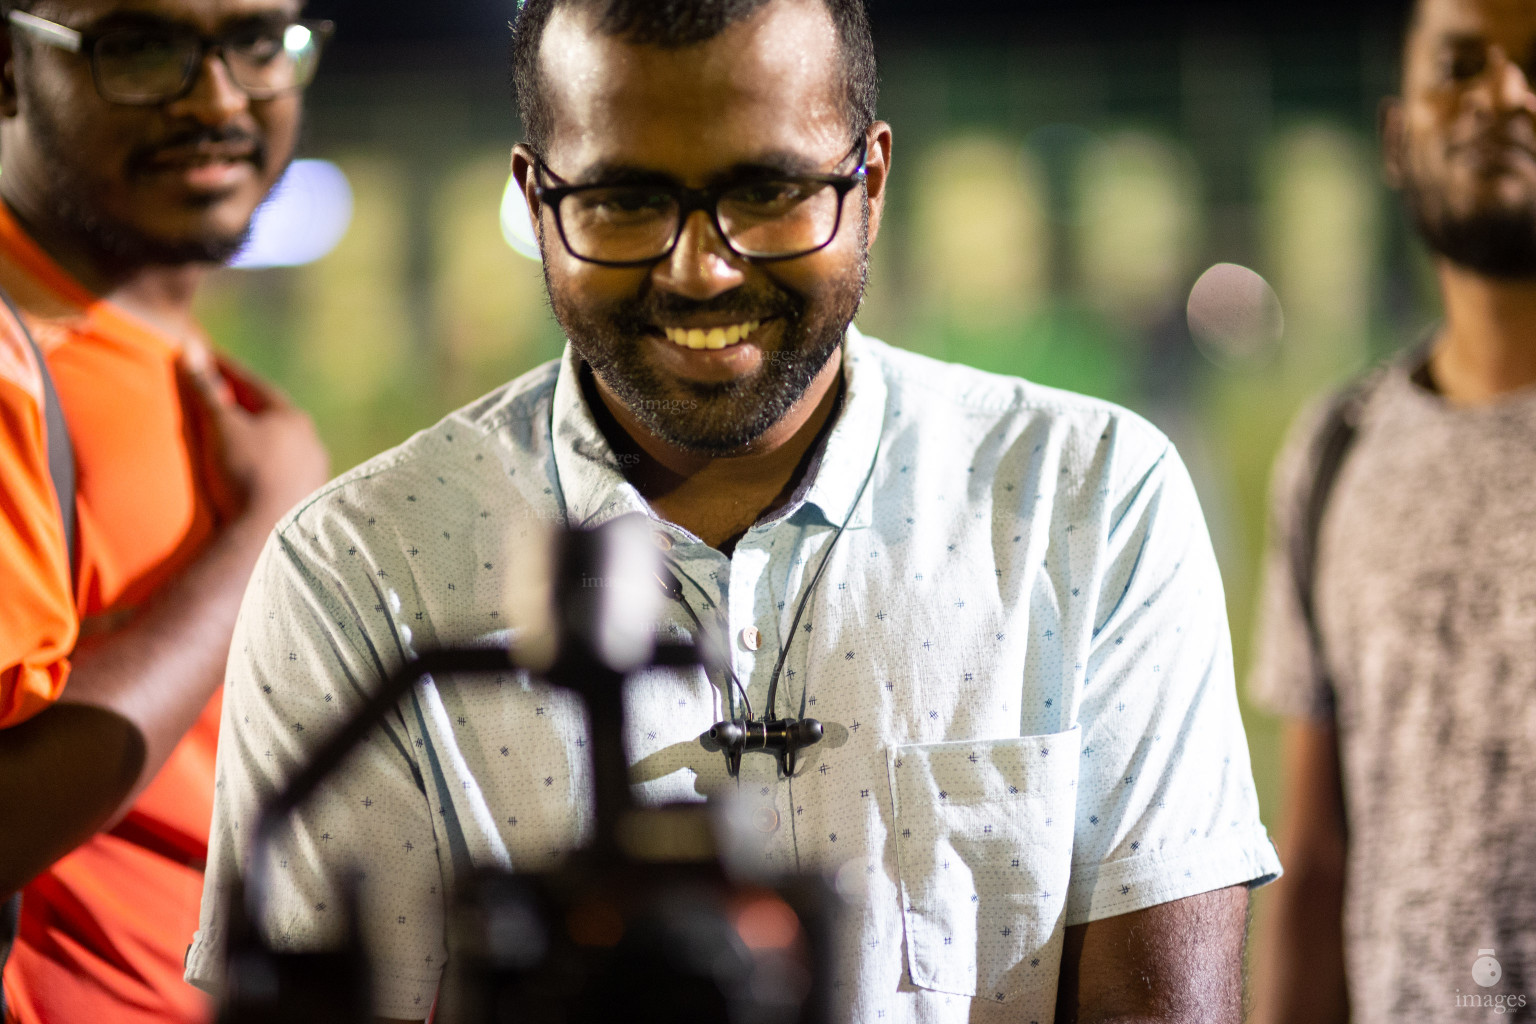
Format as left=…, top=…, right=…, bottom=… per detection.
left=532, top=138, right=868, bottom=267
left=6, top=10, right=333, bottom=106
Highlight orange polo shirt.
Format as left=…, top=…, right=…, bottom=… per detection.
left=0, top=200, right=220, bottom=1024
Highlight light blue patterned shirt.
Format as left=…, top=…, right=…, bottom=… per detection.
left=188, top=328, right=1280, bottom=1021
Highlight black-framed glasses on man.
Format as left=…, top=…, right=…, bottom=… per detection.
left=5, top=10, right=333, bottom=106
left=532, top=138, right=869, bottom=267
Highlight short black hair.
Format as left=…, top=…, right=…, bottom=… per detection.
left=511, top=0, right=877, bottom=157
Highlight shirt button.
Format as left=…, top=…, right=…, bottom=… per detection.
left=740, top=626, right=762, bottom=651
left=752, top=806, right=780, bottom=833
left=652, top=532, right=674, bottom=551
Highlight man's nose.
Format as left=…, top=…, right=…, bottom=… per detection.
left=1487, top=47, right=1536, bottom=115
left=167, top=52, right=250, bottom=123
left=651, top=210, right=748, bottom=300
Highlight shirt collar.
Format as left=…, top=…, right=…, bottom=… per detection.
left=548, top=325, right=888, bottom=539
left=550, top=349, right=653, bottom=531
left=780, top=325, right=885, bottom=530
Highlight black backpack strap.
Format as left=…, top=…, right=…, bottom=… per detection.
left=1292, top=367, right=1386, bottom=693
left=0, top=289, right=75, bottom=1016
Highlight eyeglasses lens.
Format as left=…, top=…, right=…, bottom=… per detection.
left=228, top=23, right=323, bottom=95
left=94, top=29, right=199, bottom=103
left=561, top=188, right=681, bottom=265
left=719, top=181, right=840, bottom=258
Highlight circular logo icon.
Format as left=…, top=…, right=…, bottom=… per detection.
left=1473, top=949, right=1502, bottom=989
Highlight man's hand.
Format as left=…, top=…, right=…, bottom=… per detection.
left=1055, top=885, right=1249, bottom=1023
left=179, top=340, right=329, bottom=527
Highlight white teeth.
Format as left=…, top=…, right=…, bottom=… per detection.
left=663, top=320, right=762, bottom=350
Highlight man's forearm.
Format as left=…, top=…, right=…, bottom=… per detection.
left=1251, top=719, right=1350, bottom=1024
left=1251, top=869, right=1349, bottom=1024
left=0, top=511, right=275, bottom=896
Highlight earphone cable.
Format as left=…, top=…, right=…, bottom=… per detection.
left=655, top=561, right=754, bottom=721
left=762, top=441, right=880, bottom=720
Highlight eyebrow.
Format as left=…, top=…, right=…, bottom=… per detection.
left=566, top=150, right=840, bottom=188
left=1435, top=32, right=1487, bottom=48
left=1429, top=30, right=1536, bottom=68
left=721, top=150, right=832, bottom=177
left=566, top=163, right=676, bottom=187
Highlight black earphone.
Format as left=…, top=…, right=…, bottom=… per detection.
left=659, top=439, right=879, bottom=779
left=707, top=716, right=824, bottom=777
left=656, top=564, right=821, bottom=777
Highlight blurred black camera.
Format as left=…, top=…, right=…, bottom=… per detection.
left=216, top=517, right=840, bottom=1024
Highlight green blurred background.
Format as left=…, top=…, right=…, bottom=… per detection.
left=198, top=17, right=1442, bottom=852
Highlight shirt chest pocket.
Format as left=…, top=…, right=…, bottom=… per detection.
left=888, top=729, right=1079, bottom=1005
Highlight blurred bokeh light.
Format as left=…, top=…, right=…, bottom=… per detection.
left=1187, top=263, right=1285, bottom=366
left=232, top=159, right=354, bottom=269
left=500, top=171, right=541, bottom=261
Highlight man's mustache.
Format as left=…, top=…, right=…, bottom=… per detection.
left=622, top=289, right=802, bottom=330
left=126, top=126, right=267, bottom=176
left=1450, top=116, right=1536, bottom=159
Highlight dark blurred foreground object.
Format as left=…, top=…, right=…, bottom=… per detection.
left=215, top=516, right=839, bottom=1023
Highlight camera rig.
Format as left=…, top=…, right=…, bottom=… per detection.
left=215, top=517, right=840, bottom=1023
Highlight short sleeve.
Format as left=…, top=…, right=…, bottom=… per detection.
left=0, top=357, right=78, bottom=729
left=186, top=525, right=448, bottom=1020
left=1246, top=400, right=1338, bottom=722
left=1065, top=441, right=1281, bottom=926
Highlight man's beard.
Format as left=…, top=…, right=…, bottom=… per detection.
left=1403, top=164, right=1536, bottom=278
left=546, top=212, right=869, bottom=457
left=30, top=99, right=263, bottom=266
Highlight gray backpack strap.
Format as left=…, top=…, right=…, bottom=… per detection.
left=1293, top=367, right=1386, bottom=692
left=0, top=289, right=75, bottom=1012
left=4, top=290, right=75, bottom=576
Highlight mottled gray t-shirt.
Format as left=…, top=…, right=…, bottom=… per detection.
left=1251, top=348, right=1536, bottom=1022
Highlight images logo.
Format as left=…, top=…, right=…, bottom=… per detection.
left=1475, top=950, right=1504, bottom=989
left=1455, top=948, right=1527, bottom=1014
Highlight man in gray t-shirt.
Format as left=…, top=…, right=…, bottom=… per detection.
left=1251, top=353, right=1536, bottom=1022
left=1249, top=0, right=1536, bottom=1021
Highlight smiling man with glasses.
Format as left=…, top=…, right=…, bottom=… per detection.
left=190, top=1, right=1279, bottom=1020
left=0, top=1, right=330, bottom=1022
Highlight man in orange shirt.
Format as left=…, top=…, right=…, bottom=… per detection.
left=0, top=0, right=331, bottom=1020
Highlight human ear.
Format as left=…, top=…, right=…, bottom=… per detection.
left=862, top=121, right=893, bottom=247
left=511, top=143, right=544, bottom=248
left=1380, top=96, right=1407, bottom=189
